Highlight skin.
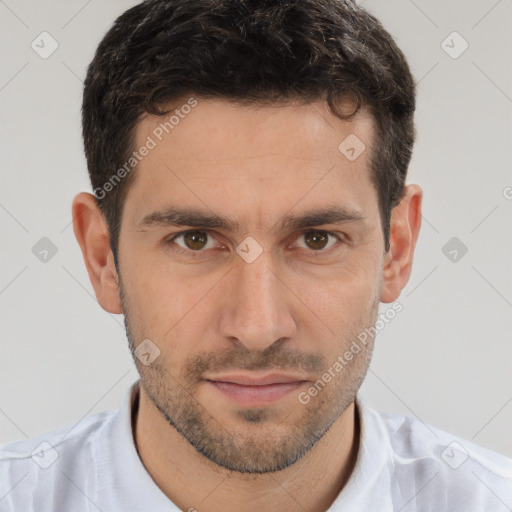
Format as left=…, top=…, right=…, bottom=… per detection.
left=72, top=97, right=422, bottom=512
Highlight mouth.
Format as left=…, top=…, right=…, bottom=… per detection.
left=204, top=373, right=309, bottom=407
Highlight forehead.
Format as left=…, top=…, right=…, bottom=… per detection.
left=123, top=97, right=378, bottom=231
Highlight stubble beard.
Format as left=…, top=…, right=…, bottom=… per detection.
left=119, top=271, right=378, bottom=474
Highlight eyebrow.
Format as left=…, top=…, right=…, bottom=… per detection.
left=136, top=205, right=365, bottom=233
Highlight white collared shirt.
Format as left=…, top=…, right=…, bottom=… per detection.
left=1, top=380, right=511, bottom=511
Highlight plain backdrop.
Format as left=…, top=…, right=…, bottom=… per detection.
left=0, top=0, right=511, bottom=458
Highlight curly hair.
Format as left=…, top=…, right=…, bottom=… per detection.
left=82, top=0, right=416, bottom=258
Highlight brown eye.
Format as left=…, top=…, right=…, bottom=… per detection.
left=304, top=231, right=329, bottom=250
left=172, top=230, right=216, bottom=251
left=183, top=231, right=208, bottom=250
left=297, top=230, right=339, bottom=252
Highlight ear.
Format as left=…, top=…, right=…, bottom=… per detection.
left=380, top=184, right=423, bottom=303
left=71, top=192, right=123, bottom=314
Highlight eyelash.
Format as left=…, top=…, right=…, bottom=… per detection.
left=166, top=229, right=346, bottom=258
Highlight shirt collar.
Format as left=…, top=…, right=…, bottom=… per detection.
left=328, top=393, right=395, bottom=510
left=96, top=379, right=177, bottom=511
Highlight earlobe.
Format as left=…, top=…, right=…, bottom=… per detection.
left=380, top=184, right=423, bottom=303
left=72, top=192, right=123, bottom=314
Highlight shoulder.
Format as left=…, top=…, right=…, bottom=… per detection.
left=0, top=408, right=114, bottom=464
left=0, top=409, right=115, bottom=510
left=361, top=401, right=512, bottom=510
left=376, top=406, right=512, bottom=476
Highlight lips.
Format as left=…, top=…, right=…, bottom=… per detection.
left=204, top=373, right=308, bottom=406
left=205, top=373, right=307, bottom=386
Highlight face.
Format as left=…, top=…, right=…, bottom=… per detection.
left=117, top=97, right=385, bottom=473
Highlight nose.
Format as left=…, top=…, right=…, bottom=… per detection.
left=218, top=247, right=297, bottom=352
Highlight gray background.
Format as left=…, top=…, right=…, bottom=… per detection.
left=0, top=0, right=511, bottom=457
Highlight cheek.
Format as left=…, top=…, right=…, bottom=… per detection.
left=124, top=248, right=180, bottom=309
left=129, top=269, right=222, bottom=352
left=309, top=254, right=380, bottom=308
left=296, top=257, right=381, bottom=347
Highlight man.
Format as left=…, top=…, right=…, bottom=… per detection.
left=1, top=0, right=511, bottom=510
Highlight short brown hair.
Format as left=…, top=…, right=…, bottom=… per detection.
left=82, top=0, right=416, bottom=260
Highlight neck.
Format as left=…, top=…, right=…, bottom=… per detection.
left=132, top=383, right=360, bottom=512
